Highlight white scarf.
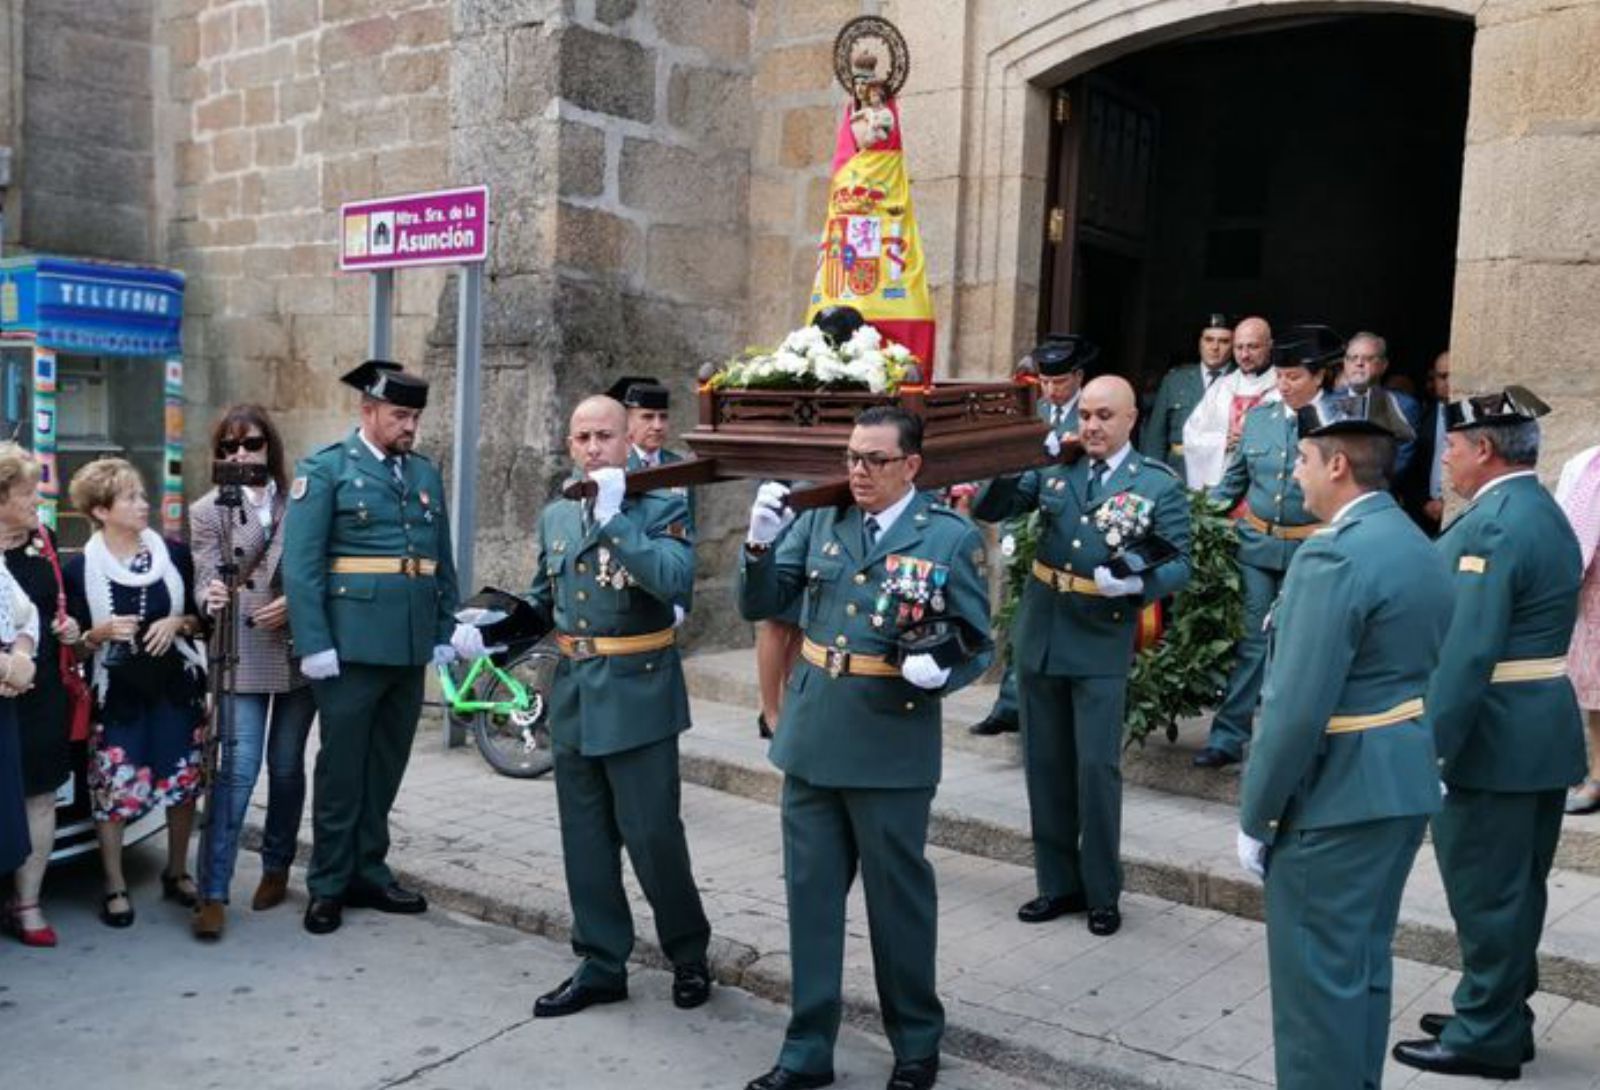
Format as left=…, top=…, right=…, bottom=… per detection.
left=84, top=528, right=204, bottom=698
left=0, top=558, right=37, bottom=649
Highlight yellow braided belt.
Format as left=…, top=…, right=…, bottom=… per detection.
left=555, top=628, right=675, bottom=660
left=329, top=556, right=437, bottom=577
left=1490, top=657, right=1567, bottom=684
left=1031, top=559, right=1101, bottom=596
left=1326, top=698, right=1425, bottom=735
left=801, top=638, right=901, bottom=679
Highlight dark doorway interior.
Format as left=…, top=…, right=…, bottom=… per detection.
left=1042, top=14, right=1474, bottom=389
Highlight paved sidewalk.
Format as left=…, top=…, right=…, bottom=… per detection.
left=251, top=710, right=1600, bottom=1090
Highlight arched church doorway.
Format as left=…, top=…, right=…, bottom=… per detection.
left=1040, top=12, right=1474, bottom=391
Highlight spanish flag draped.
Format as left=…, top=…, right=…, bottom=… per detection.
left=805, top=99, right=937, bottom=375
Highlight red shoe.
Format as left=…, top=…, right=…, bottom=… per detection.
left=3, top=900, right=58, bottom=947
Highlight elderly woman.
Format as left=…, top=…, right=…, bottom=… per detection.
left=0, top=444, right=78, bottom=947
left=189, top=405, right=317, bottom=939
left=66, top=458, right=205, bottom=928
left=0, top=554, right=40, bottom=928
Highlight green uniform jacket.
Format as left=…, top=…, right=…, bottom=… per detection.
left=1140, top=361, right=1233, bottom=474
left=283, top=430, right=458, bottom=666
left=973, top=450, right=1191, bottom=678
left=1426, top=474, right=1586, bottom=792
left=1210, top=399, right=1320, bottom=572
left=526, top=488, right=694, bottom=758
left=1240, top=493, right=1454, bottom=844
left=739, top=492, right=992, bottom=790
left=628, top=446, right=696, bottom=610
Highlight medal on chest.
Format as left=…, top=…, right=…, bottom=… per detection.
left=874, top=554, right=948, bottom=630
left=595, top=546, right=634, bottom=590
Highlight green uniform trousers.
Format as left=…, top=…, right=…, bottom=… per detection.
left=1433, top=787, right=1564, bottom=1066
left=779, top=775, right=942, bottom=1076
left=1207, top=562, right=1283, bottom=758
left=1018, top=668, right=1125, bottom=907
left=984, top=662, right=1019, bottom=724
left=307, top=664, right=425, bottom=898
left=554, top=735, right=710, bottom=989
left=1265, top=815, right=1426, bottom=1090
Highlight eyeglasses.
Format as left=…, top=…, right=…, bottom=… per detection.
left=843, top=450, right=908, bottom=471
left=218, top=435, right=268, bottom=456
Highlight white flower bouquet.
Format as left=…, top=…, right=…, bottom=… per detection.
left=708, top=323, right=920, bottom=395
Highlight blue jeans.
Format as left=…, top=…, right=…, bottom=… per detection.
left=200, top=686, right=318, bottom=901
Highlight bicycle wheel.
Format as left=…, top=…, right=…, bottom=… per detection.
left=473, top=649, right=559, bottom=779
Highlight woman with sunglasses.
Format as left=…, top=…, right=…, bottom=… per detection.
left=187, top=405, right=317, bottom=939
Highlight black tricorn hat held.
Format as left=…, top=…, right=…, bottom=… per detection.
left=886, top=617, right=991, bottom=671
left=606, top=376, right=671, bottom=410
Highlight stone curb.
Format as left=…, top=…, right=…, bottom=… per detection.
left=244, top=822, right=1262, bottom=1090
left=676, top=748, right=1600, bottom=1005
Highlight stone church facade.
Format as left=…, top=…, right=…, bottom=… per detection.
left=1, top=0, right=1596, bottom=609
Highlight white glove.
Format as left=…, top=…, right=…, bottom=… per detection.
left=748, top=482, right=795, bottom=546
left=431, top=644, right=456, bottom=667
left=591, top=466, right=626, bottom=524
left=1093, top=566, right=1145, bottom=597
left=900, top=654, right=951, bottom=691
left=301, top=649, right=340, bottom=680
left=1236, top=829, right=1268, bottom=881
left=1440, top=780, right=1449, bottom=799
left=451, top=622, right=487, bottom=661
left=672, top=604, right=687, bottom=629
left=1044, top=430, right=1062, bottom=458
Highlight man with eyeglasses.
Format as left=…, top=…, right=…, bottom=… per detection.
left=975, top=376, right=1191, bottom=937
left=971, top=336, right=1093, bottom=737
left=738, top=405, right=992, bottom=1090
left=282, top=359, right=459, bottom=936
left=1139, top=313, right=1236, bottom=478
left=1337, top=332, right=1423, bottom=481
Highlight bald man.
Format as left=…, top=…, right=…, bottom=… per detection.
left=454, top=395, right=712, bottom=1018
left=974, top=377, right=1192, bottom=935
left=1182, top=317, right=1279, bottom=489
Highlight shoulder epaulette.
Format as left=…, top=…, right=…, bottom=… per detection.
left=1136, top=459, right=1180, bottom=479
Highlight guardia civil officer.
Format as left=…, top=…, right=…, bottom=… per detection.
left=454, top=395, right=712, bottom=1018
left=1138, top=313, right=1236, bottom=477
left=1195, top=329, right=1341, bottom=769
left=282, top=360, right=459, bottom=936
left=739, top=405, right=992, bottom=1090
left=970, top=336, right=1090, bottom=738
left=973, top=376, right=1191, bottom=936
left=1236, top=390, right=1452, bottom=1090
left=1392, top=387, right=1586, bottom=1081
left=613, top=375, right=696, bottom=618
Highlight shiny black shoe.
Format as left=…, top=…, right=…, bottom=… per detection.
left=758, top=713, right=774, bottom=740
left=672, top=962, right=712, bottom=1009
left=1016, top=893, right=1087, bottom=923
left=1392, top=1038, right=1521, bottom=1080
left=303, top=897, right=343, bottom=935
left=1191, top=747, right=1240, bottom=769
left=968, top=715, right=1019, bottom=737
left=345, top=882, right=427, bottom=914
left=1087, top=905, right=1122, bottom=936
left=1418, top=1014, right=1535, bottom=1062
left=161, top=872, right=199, bottom=908
left=744, top=1067, right=835, bottom=1090
left=100, top=890, right=135, bottom=929
left=888, top=1055, right=939, bottom=1090
left=532, top=976, right=628, bottom=1018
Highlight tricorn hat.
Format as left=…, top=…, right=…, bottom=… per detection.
left=1272, top=325, right=1345, bottom=373
left=454, top=587, right=552, bottom=660
left=606, top=376, right=671, bottom=411
left=1034, top=333, right=1100, bottom=377
left=1296, top=389, right=1416, bottom=442
left=1201, top=312, right=1232, bottom=332
left=886, top=617, right=992, bottom=671
left=1445, top=386, right=1551, bottom=432
left=341, top=359, right=429, bottom=409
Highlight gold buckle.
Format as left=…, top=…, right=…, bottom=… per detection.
left=400, top=556, right=421, bottom=578
left=826, top=649, right=847, bottom=678
left=568, top=637, right=596, bottom=661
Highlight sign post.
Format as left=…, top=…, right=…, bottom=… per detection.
left=340, top=185, right=490, bottom=748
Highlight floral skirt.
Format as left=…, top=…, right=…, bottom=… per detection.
left=89, top=698, right=204, bottom=823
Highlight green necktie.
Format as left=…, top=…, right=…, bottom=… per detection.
left=1088, top=459, right=1107, bottom=502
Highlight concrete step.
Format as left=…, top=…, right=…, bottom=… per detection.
left=676, top=685, right=1600, bottom=1006
left=264, top=737, right=1600, bottom=1090
left=681, top=648, right=1600, bottom=877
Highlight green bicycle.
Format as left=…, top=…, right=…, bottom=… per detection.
left=439, top=638, right=559, bottom=779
